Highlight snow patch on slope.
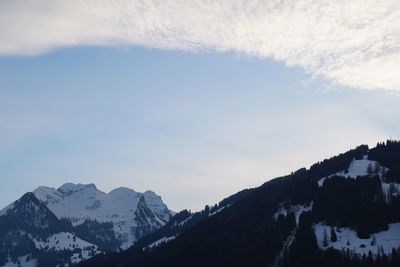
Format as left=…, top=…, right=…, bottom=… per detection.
left=340, top=159, right=379, bottom=178
left=0, top=202, right=15, bottom=216
left=178, top=216, right=192, bottom=226
left=314, top=223, right=400, bottom=256
left=271, top=229, right=297, bottom=267
left=70, top=250, right=98, bottom=265
left=317, top=177, right=326, bottom=187
left=32, top=183, right=172, bottom=248
left=147, top=236, right=176, bottom=249
left=273, top=202, right=313, bottom=226
left=31, top=232, right=98, bottom=252
left=209, top=204, right=231, bottom=217
left=143, top=191, right=171, bottom=222
left=318, top=158, right=387, bottom=187
left=382, top=183, right=400, bottom=203
left=3, top=255, right=37, bottom=267
left=29, top=232, right=100, bottom=265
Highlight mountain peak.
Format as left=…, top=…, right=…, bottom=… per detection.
left=108, top=186, right=137, bottom=197
left=1, top=182, right=173, bottom=266
left=19, top=191, right=39, bottom=203
left=58, top=182, right=98, bottom=194
left=3, top=192, right=63, bottom=231
left=31, top=182, right=173, bottom=248
left=0, top=193, right=40, bottom=216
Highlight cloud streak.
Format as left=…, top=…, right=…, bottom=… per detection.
left=1, top=0, right=400, bottom=90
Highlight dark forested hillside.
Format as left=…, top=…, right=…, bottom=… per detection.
left=79, top=140, right=400, bottom=267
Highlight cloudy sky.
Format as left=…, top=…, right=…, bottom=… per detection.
left=1, top=0, right=400, bottom=211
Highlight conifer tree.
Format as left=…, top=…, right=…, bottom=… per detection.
left=323, top=228, right=329, bottom=247
left=330, top=227, right=337, bottom=242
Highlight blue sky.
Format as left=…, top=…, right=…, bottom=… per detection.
left=1, top=46, right=399, bottom=211
left=1, top=1, right=400, bottom=211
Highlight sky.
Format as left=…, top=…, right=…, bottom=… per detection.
left=0, top=0, right=400, bottom=212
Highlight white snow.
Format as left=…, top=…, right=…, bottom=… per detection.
left=317, top=177, right=326, bottom=187
left=178, top=215, right=193, bottom=226
left=32, top=183, right=172, bottom=248
left=0, top=202, right=15, bottom=216
left=273, top=202, right=313, bottom=226
left=3, top=255, right=37, bottom=267
left=28, top=232, right=100, bottom=265
left=317, top=157, right=387, bottom=187
left=342, top=159, right=382, bottom=178
left=31, top=232, right=98, bottom=252
left=147, top=236, right=176, bottom=249
left=382, top=183, right=400, bottom=203
left=315, top=158, right=399, bottom=204
left=314, top=222, right=400, bottom=256
left=143, top=190, right=172, bottom=222
left=70, top=250, right=98, bottom=264
left=209, top=204, right=231, bottom=217
left=273, top=206, right=288, bottom=219
left=271, top=229, right=297, bottom=267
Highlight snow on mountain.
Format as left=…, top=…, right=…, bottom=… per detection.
left=32, top=183, right=172, bottom=248
left=315, top=156, right=400, bottom=205
left=0, top=183, right=173, bottom=266
left=1, top=192, right=64, bottom=231
left=273, top=202, right=313, bottom=226
left=382, top=182, right=400, bottom=203
left=0, top=202, right=15, bottom=216
left=30, top=232, right=101, bottom=264
left=70, top=142, right=400, bottom=267
left=314, top=223, right=400, bottom=256
left=177, top=214, right=193, bottom=226
left=143, top=190, right=172, bottom=222
left=147, top=236, right=176, bottom=249
left=70, top=250, right=97, bottom=265
left=339, top=158, right=380, bottom=178
left=317, top=157, right=387, bottom=187
left=317, top=177, right=327, bottom=187
left=208, top=204, right=231, bottom=217
left=31, top=232, right=98, bottom=252
left=271, top=229, right=296, bottom=267
left=0, top=192, right=100, bottom=267
left=3, top=255, right=37, bottom=267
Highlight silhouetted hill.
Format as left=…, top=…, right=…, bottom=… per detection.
left=79, top=140, right=400, bottom=267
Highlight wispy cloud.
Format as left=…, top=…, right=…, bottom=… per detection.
left=1, top=0, right=399, bottom=91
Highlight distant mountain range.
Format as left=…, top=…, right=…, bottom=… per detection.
left=79, top=140, right=400, bottom=267
left=0, top=184, right=173, bottom=266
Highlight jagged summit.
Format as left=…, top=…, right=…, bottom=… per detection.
left=58, top=183, right=98, bottom=194
left=0, top=183, right=173, bottom=266
left=1, top=192, right=69, bottom=233
left=30, top=183, right=173, bottom=249
left=0, top=192, right=43, bottom=216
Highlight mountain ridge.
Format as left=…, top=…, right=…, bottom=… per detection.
left=79, top=140, right=400, bottom=267
left=0, top=183, right=173, bottom=266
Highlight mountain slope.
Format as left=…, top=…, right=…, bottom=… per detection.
left=33, top=183, right=172, bottom=249
left=0, top=184, right=173, bottom=266
left=79, top=140, right=400, bottom=267
left=0, top=192, right=100, bottom=266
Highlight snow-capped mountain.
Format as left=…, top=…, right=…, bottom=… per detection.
left=33, top=183, right=172, bottom=249
left=0, top=192, right=97, bottom=267
left=80, top=140, right=400, bottom=267
left=0, top=184, right=173, bottom=266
